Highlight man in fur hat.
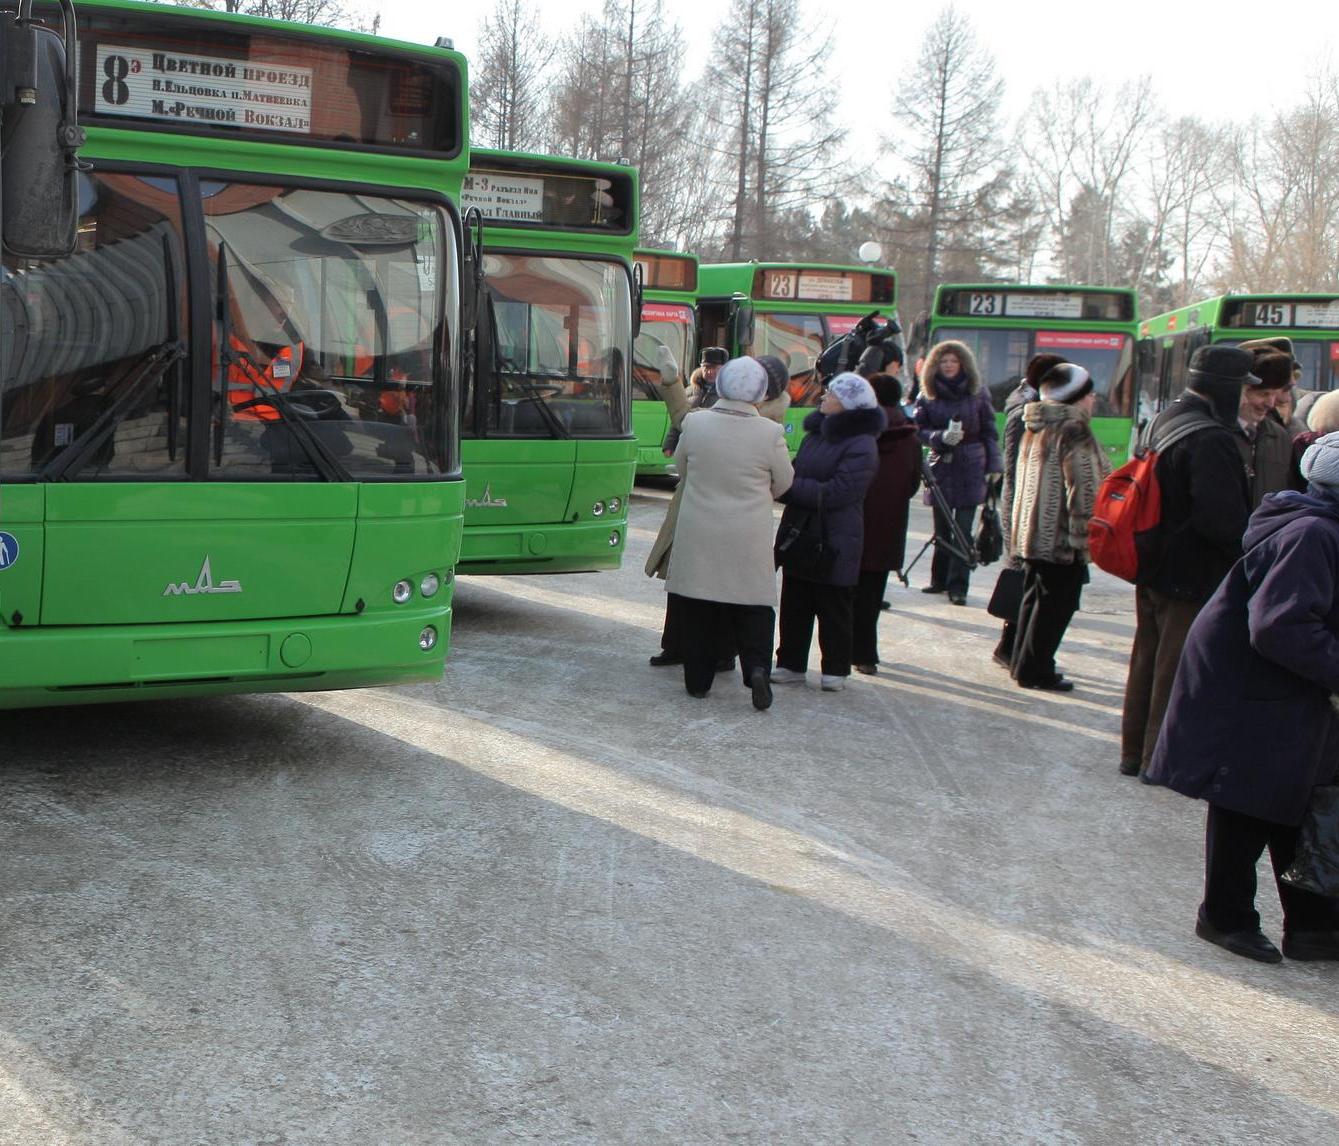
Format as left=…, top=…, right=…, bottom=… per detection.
left=1234, top=350, right=1294, bottom=508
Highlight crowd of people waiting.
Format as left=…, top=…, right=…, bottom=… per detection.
left=643, top=334, right=1339, bottom=965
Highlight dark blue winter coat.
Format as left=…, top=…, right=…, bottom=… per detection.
left=914, top=341, right=1002, bottom=509
left=778, top=406, right=885, bottom=587
left=1145, top=490, right=1339, bottom=825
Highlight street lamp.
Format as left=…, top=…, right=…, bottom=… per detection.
left=857, top=241, right=883, bottom=265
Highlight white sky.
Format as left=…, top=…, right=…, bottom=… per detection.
left=378, top=0, right=1337, bottom=134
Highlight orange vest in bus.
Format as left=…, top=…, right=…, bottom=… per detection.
left=228, top=340, right=303, bottom=421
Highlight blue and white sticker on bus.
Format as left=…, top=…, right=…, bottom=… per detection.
left=0, top=531, right=18, bottom=570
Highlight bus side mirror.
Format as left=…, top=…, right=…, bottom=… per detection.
left=733, top=301, right=754, bottom=351
left=0, top=7, right=85, bottom=259
left=631, top=260, right=643, bottom=340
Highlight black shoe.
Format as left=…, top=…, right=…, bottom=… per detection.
left=1118, top=757, right=1141, bottom=777
left=921, top=584, right=946, bottom=594
left=749, top=667, right=772, bottom=711
left=854, top=663, right=878, bottom=675
left=1282, top=930, right=1339, bottom=961
left=686, top=688, right=709, bottom=699
left=948, top=592, right=967, bottom=605
left=991, top=649, right=1012, bottom=669
left=649, top=652, right=682, bottom=667
left=714, top=658, right=737, bottom=673
left=1195, top=918, right=1282, bottom=963
left=879, top=600, right=892, bottom=611
left=1017, top=675, right=1074, bottom=692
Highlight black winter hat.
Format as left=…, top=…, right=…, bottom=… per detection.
left=869, top=372, right=903, bottom=407
left=700, top=346, right=728, bottom=366
left=1023, top=353, right=1068, bottom=391
left=1187, top=345, right=1259, bottom=389
left=754, top=354, right=789, bottom=401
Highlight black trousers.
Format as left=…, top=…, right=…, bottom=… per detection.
left=930, top=503, right=977, bottom=595
left=1202, top=803, right=1339, bottom=934
left=676, top=594, right=774, bottom=695
left=661, top=591, right=736, bottom=660
left=776, top=575, right=853, bottom=678
left=851, top=569, right=890, bottom=666
left=1011, top=559, right=1086, bottom=684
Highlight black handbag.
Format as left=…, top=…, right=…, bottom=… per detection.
left=975, top=500, right=1004, bottom=566
left=1281, top=784, right=1339, bottom=898
left=774, top=492, right=836, bottom=581
left=986, top=566, right=1025, bottom=621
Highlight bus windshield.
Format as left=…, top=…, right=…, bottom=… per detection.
left=633, top=302, right=693, bottom=399
left=2, top=172, right=455, bottom=480
left=934, top=327, right=1135, bottom=418
left=478, top=253, right=630, bottom=438
left=755, top=312, right=825, bottom=406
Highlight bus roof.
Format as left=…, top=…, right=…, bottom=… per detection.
left=67, top=0, right=466, bottom=159
left=1140, top=293, right=1339, bottom=338
left=463, top=150, right=638, bottom=239
left=933, top=284, right=1137, bottom=324
left=698, top=261, right=896, bottom=307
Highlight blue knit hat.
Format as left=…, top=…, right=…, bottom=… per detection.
left=1301, top=432, right=1339, bottom=491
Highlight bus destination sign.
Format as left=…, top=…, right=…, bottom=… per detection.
left=1294, top=301, right=1339, bottom=328
left=761, top=270, right=857, bottom=302
left=94, top=45, right=312, bottom=133
left=1004, top=293, right=1084, bottom=319
left=461, top=173, right=545, bottom=222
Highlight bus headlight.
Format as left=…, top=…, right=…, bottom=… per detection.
left=592, top=501, right=606, bottom=517
left=393, top=580, right=414, bottom=604
left=607, top=496, right=622, bottom=514
left=418, top=625, right=438, bottom=651
left=420, top=572, right=441, bottom=597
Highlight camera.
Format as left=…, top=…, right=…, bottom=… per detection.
left=816, top=310, right=903, bottom=382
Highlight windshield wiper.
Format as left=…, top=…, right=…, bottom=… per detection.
left=216, top=243, right=352, bottom=483
left=39, top=339, right=187, bottom=481
left=485, top=295, right=569, bottom=440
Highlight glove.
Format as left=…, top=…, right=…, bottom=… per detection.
left=656, top=345, right=679, bottom=383
left=986, top=471, right=1003, bottom=483
left=941, top=426, right=964, bottom=447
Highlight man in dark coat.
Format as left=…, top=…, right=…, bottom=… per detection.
left=1233, top=350, right=1294, bottom=508
left=1145, top=433, right=1339, bottom=963
left=851, top=373, right=921, bottom=673
left=1119, top=346, right=1253, bottom=778
left=773, top=373, right=885, bottom=691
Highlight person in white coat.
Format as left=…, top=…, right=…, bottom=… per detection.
left=667, top=356, right=795, bottom=709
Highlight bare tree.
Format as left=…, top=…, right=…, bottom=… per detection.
left=701, top=0, right=845, bottom=260
left=887, top=6, right=1010, bottom=316
left=1022, top=76, right=1156, bottom=283
left=194, top=0, right=381, bottom=32
left=471, top=0, right=554, bottom=152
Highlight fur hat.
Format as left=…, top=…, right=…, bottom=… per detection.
left=716, top=356, right=767, bottom=403
left=1300, top=431, right=1339, bottom=491
left=869, top=372, right=903, bottom=408
left=826, top=372, right=878, bottom=411
left=1251, top=351, right=1294, bottom=391
left=1023, top=353, right=1068, bottom=391
left=700, top=346, right=728, bottom=367
left=754, top=355, right=789, bottom=401
left=1038, top=363, right=1094, bottom=404
left=1307, top=391, right=1339, bottom=435
left=1238, top=336, right=1294, bottom=359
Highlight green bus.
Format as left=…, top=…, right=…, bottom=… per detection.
left=457, top=150, right=637, bottom=573
left=696, top=261, right=899, bottom=454
left=1138, top=293, right=1339, bottom=426
left=0, top=0, right=468, bottom=708
left=632, top=248, right=697, bottom=477
left=927, top=284, right=1139, bottom=463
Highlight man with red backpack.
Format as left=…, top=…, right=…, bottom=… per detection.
left=1118, top=346, right=1255, bottom=778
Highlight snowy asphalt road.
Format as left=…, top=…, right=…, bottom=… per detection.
left=1, top=489, right=1336, bottom=1143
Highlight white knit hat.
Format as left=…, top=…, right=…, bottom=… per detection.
left=826, top=372, right=878, bottom=411
left=716, top=356, right=768, bottom=404
left=1300, top=431, right=1339, bottom=491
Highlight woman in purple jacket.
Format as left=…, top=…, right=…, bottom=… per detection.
left=772, top=373, right=885, bottom=692
left=914, top=340, right=1002, bottom=605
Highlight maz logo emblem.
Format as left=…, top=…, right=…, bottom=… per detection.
left=164, top=557, right=243, bottom=597
left=466, top=482, right=509, bottom=509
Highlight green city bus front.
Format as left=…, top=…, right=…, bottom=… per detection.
left=456, top=155, right=637, bottom=575
left=930, top=286, right=1139, bottom=465
left=0, top=4, right=467, bottom=707
left=697, top=262, right=899, bottom=456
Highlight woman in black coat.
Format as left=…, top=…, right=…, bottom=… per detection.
left=773, top=372, right=885, bottom=692
left=851, top=374, right=921, bottom=674
left=1146, top=433, right=1339, bottom=964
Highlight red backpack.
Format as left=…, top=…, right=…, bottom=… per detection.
left=1088, top=416, right=1217, bottom=582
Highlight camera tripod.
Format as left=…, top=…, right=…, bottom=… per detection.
left=898, top=454, right=978, bottom=587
